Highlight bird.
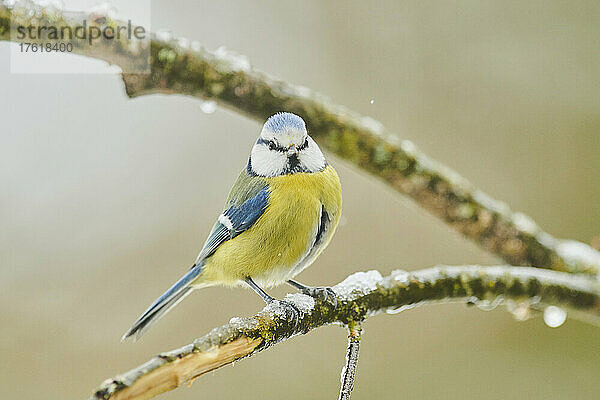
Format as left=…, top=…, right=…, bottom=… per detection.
left=122, top=112, right=342, bottom=340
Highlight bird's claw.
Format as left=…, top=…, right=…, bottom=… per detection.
left=302, top=286, right=338, bottom=307
left=276, top=300, right=301, bottom=326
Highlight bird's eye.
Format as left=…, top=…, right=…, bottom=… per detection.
left=297, top=138, right=309, bottom=151
left=268, top=141, right=277, bottom=151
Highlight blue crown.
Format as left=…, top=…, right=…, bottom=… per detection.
left=264, top=112, right=306, bottom=133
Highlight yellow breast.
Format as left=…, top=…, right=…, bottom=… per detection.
left=202, top=165, right=342, bottom=287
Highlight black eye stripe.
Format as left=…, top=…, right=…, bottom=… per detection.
left=297, top=138, right=309, bottom=151
left=256, top=137, right=270, bottom=146
left=256, top=137, right=308, bottom=153
left=256, top=137, right=284, bottom=152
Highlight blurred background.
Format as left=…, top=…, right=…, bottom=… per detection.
left=1, top=1, right=599, bottom=399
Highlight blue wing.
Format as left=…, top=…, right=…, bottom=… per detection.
left=195, top=186, right=269, bottom=263
left=123, top=173, right=269, bottom=340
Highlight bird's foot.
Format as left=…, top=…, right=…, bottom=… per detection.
left=273, top=300, right=301, bottom=326
left=301, top=286, right=338, bottom=307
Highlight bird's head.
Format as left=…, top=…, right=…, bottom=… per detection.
left=248, top=112, right=326, bottom=177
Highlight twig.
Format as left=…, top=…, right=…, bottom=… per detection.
left=1, top=4, right=598, bottom=276
left=339, top=322, right=362, bottom=400
left=89, top=265, right=600, bottom=400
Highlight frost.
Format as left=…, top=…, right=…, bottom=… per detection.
left=155, top=29, right=173, bottom=42
left=176, top=37, right=190, bottom=49
left=259, top=295, right=314, bottom=319
left=386, top=302, right=422, bottom=315
left=400, top=140, right=417, bottom=155
left=279, top=84, right=314, bottom=99
left=414, top=153, right=438, bottom=173
left=361, top=116, right=384, bottom=136
left=191, top=40, right=202, bottom=52
left=390, top=269, right=410, bottom=285
left=199, top=100, right=217, bottom=114
left=442, top=167, right=472, bottom=192
left=543, top=306, right=566, bottom=328
left=472, top=295, right=504, bottom=311
left=556, top=240, right=600, bottom=271
left=10, top=0, right=36, bottom=16
left=414, top=266, right=446, bottom=283
left=228, top=316, right=258, bottom=331
left=334, top=270, right=383, bottom=299
left=294, top=85, right=312, bottom=98
left=472, top=190, right=511, bottom=215
left=88, top=1, right=118, bottom=19
left=537, top=231, right=558, bottom=249
left=472, top=265, right=595, bottom=293
left=513, top=212, right=539, bottom=234
left=17, top=0, right=63, bottom=11
left=36, top=0, right=63, bottom=9
left=214, top=46, right=251, bottom=72
left=262, top=301, right=287, bottom=319
left=283, top=293, right=315, bottom=313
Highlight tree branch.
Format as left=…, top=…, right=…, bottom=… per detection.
left=89, top=265, right=600, bottom=400
left=2, top=4, right=598, bottom=276
left=339, top=322, right=362, bottom=400
left=2, top=5, right=599, bottom=397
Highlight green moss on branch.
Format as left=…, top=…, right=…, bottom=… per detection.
left=90, top=265, right=600, bottom=400
left=1, top=4, right=598, bottom=276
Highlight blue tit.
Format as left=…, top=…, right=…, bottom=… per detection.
left=123, top=112, right=343, bottom=340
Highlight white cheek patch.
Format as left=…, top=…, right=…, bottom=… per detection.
left=250, top=144, right=287, bottom=177
left=297, top=137, right=326, bottom=172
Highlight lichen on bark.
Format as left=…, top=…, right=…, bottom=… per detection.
left=90, top=265, right=600, bottom=400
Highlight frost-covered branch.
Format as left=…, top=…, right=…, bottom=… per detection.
left=90, top=265, right=600, bottom=400
left=339, top=322, right=362, bottom=400
left=1, top=3, right=598, bottom=277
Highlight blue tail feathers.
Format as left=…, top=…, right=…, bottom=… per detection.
left=122, top=263, right=205, bottom=340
